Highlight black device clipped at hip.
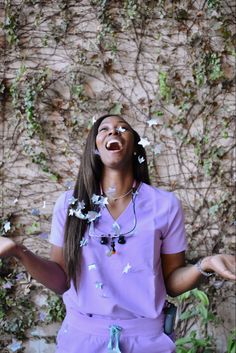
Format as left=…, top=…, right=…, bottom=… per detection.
left=164, top=302, right=177, bottom=336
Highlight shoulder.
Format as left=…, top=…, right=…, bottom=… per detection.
left=140, top=182, right=180, bottom=205
left=53, top=189, right=74, bottom=211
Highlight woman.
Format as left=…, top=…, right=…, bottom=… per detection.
left=0, top=114, right=235, bottom=353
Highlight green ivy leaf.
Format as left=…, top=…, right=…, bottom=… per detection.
left=26, top=222, right=40, bottom=235
left=109, top=102, right=123, bottom=115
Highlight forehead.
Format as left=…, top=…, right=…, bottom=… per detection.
left=99, top=116, right=129, bottom=126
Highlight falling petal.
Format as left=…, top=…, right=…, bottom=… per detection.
left=91, top=194, right=100, bottom=204
left=154, top=144, right=163, bottom=155
left=4, top=221, right=11, bottom=233
left=3, top=281, right=13, bottom=289
left=101, top=196, right=109, bottom=207
left=42, top=201, right=46, bottom=208
left=38, top=232, right=49, bottom=240
left=65, top=180, right=73, bottom=190
left=95, top=281, right=103, bottom=289
left=92, top=194, right=108, bottom=207
left=8, top=340, right=22, bottom=352
left=68, top=196, right=78, bottom=205
left=88, top=264, right=96, bottom=271
left=13, top=198, right=19, bottom=204
left=138, top=156, right=145, bottom=164
left=138, top=137, right=150, bottom=148
left=39, top=311, right=47, bottom=321
left=77, top=201, right=86, bottom=210
left=69, top=208, right=74, bottom=216
left=86, top=211, right=101, bottom=222
left=16, top=273, right=25, bottom=281
left=31, top=208, right=40, bottom=216
left=147, top=118, right=158, bottom=127
left=80, top=238, right=88, bottom=247
left=74, top=209, right=87, bottom=220
left=116, top=126, right=126, bottom=133
left=122, top=263, right=132, bottom=274
left=92, top=116, right=97, bottom=124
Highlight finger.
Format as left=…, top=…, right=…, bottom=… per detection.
left=220, top=269, right=236, bottom=280
left=223, top=259, right=236, bottom=272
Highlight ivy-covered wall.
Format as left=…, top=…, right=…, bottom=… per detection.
left=0, top=1, right=235, bottom=352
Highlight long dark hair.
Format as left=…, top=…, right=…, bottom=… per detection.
left=64, top=114, right=151, bottom=289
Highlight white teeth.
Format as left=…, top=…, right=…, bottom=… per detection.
left=106, top=140, right=122, bottom=150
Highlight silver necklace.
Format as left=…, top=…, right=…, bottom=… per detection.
left=107, top=188, right=133, bottom=201
left=103, top=181, right=136, bottom=202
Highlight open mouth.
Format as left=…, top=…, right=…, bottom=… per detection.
left=105, top=140, right=122, bottom=151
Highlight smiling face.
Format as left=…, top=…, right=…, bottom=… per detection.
left=95, top=116, right=135, bottom=170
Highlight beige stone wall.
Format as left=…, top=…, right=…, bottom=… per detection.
left=0, top=1, right=235, bottom=352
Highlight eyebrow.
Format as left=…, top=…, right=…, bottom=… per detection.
left=99, top=120, right=130, bottom=127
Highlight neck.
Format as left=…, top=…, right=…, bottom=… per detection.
left=101, top=170, right=135, bottom=200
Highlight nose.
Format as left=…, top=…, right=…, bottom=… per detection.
left=108, top=127, right=119, bottom=135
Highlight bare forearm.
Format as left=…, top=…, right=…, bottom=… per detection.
left=165, top=264, right=203, bottom=297
left=15, top=244, right=69, bottom=294
left=166, top=255, right=236, bottom=297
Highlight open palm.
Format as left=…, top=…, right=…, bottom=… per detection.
left=210, top=254, right=236, bottom=280
left=0, top=236, right=17, bottom=258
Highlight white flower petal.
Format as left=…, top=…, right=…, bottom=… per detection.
left=138, top=137, right=150, bottom=148
left=95, top=281, right=103, bottom=289
left=68, top=196, right=78, bottom=205
left=4, top=221, right=11, bottom=232
left=80, top=238, right=88, bottom=247
left=88, top=264, right=96, bottom=271
left=116, top=126, right=126, bottom=133
left=153, top=144, right=163, bottom=155
left=69, top=208, right=74, bottom=216
left=87, top=211, right=101, bottom=222
left=138, top=156, right=145, bottom=164
left=74, top=209, right=87, bottom=219
left=147, top=118, right=158, bottom=127
left=122, top=263, right=132, bottom=274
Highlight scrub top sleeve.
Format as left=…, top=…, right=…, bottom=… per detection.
left=48, top=192, right=70, bottom=247
left=161, top=193, right=187, bottom=254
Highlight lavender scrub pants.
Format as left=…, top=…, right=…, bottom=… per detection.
left=55, top=311, right=176, bottom=353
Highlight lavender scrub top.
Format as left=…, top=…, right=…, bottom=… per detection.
left=49, top=183, right=187, bottom=320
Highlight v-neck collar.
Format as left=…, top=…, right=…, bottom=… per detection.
left=104, top=196, right=133, bottom=223
left=104, top=182, right=142, bottom=222
left=91, top=182, right=142, bottom=235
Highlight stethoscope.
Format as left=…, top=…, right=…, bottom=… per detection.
left=88, top=186, right=139, bottom=255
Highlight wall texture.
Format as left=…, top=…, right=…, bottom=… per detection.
left=0, top=1, right=235, bottom=352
